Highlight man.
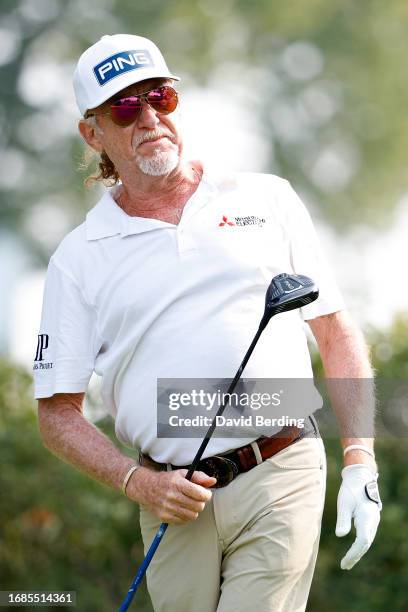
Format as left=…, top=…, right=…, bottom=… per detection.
left=33, top=34, right=381, bottom=612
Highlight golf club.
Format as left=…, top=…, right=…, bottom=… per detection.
left=119, top=272, right=319, bottom=611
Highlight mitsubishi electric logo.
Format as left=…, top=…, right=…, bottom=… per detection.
left=93, top=49, right=154, bottom=85
left=218, top=215, right=266, bottom=227
left=218, top=215, right=235, bottom=227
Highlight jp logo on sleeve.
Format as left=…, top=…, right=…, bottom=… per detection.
left=33, top=333, right=53, bottom=370
left=93, top=49, right=154, bottom=85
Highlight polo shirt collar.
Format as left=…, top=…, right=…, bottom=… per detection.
left=85, top=169, right=224, bottom=241
left=85, top=185, right=172, bottom=240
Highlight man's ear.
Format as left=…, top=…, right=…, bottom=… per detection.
left=78, top=119, right=104, bottom=153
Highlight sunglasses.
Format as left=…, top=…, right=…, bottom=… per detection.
left=86, top=85, right=179, bottom=127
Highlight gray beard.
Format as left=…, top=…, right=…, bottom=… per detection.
left=135, top=149, right=180, bottom=176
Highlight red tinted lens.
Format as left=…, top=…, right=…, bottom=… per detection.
left=146, top=86, right=178, bottom=114
left=109, top=87, right=178, bottom=126
left=110, top=96, right=142, bottom=126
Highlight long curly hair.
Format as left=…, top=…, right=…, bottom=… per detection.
left=82, top=148, right=120, bottom=187
left=80, top=117, right=120, bottom=187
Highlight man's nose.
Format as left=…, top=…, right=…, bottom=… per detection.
left=136, top=101, right=160, bottom=129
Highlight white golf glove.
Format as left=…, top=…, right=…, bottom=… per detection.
left=335, top=464, right=382, bottom=570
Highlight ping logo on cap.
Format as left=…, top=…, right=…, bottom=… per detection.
left=93, top=49, right=154, bottom=85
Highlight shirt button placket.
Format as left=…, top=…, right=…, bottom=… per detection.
left=177, top=223, right=195, bottom=256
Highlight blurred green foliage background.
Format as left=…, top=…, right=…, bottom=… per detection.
left=1, top=329, right=408, bottom=611
left=1, top=0, right=407, bottom=610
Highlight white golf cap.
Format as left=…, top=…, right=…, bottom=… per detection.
left=73, top=34, right=180, bottom=115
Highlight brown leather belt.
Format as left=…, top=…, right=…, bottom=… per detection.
left=140, top=417, right=318, bottom=488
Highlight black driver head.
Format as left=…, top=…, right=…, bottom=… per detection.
left=264, top=273, right=319, bottom=320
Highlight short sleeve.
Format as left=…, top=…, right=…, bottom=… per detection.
left=280, top=180, right=346, bottom=320
left=32, top=257, right=102, bottom=399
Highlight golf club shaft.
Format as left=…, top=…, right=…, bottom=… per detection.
left=186, top=321, right=266, bottom=478
left=119, top=523, right=168, bottom=612
left=119, top=319, right=267, bottom=611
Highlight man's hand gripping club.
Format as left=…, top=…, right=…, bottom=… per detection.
left=126, top=467, right=216, bottom=524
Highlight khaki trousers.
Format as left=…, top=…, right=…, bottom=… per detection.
left=139, top=435, right=327, bottom=612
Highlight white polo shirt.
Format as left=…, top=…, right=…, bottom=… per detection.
left=33, top=170, right=345, bottom=464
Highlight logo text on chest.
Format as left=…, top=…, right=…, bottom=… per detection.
left=218, top=215, right=266, bottom=227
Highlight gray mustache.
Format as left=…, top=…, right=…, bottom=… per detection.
left=133, top=129, right=175, bottom=147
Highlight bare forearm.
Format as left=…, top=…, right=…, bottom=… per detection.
left=319, top=315, right=372, bottom=378
left=38, top=403, right=136, bottom=492
left=310, top=311, right=377, bottom=468
left=38, top=400, right=216, bottom=524
left=323, top=328, right=376, bottom=464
